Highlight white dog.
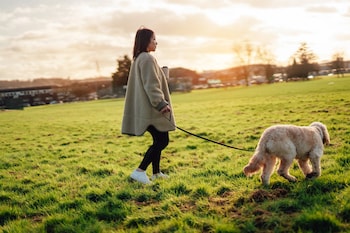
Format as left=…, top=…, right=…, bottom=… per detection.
left=243, top=122, right=330, bottom=185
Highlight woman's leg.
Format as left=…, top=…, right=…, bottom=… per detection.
left=138, top=125, right=169, bottom=174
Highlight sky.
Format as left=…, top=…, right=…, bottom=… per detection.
left=0, top=0, right=349, bottom=81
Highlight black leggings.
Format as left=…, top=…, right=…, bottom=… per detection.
left=139, top=125, right=169, bottom=174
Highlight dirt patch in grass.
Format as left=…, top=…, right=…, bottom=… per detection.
left=209, top=197, right=230, bottom=206
left=208, top=195, right=242, bottom=219
left=249, top=188, right=289, bottom=203
left=252, top=208, right=273, bottom=228
left=176, top=200, right=197, bottom=212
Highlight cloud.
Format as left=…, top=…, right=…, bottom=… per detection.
left=345, top=7, right=350, bottom=17
left=336, top=33, right=350, bottom=42
left=13, top=31, right=48, bottom=41
left=1, top=0, right=350, bottom=80
left=164, top=0, right=231, bottom=9
left=306, top=5, right=339, bottom=13
left=162, top=0, right=323, bottom=9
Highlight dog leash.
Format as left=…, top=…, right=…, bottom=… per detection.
left=163, top=114, right=254, bottom=152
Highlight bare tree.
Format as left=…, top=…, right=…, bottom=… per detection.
left=331, top=52, right=345, bottom=77
left=256, top=46, right=275, bottom=83
left=233, top=40, right=255, bottom=86
left=233, top=41, right=276, bottom=85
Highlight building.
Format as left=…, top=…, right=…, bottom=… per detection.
left=0, top=78, right=113, bottom=109
left=0, top=86, right=56, bottom=109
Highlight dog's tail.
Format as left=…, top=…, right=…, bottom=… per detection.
left=243, top=145, right=265, bottom=176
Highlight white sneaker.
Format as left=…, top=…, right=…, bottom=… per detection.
left=130, top=170, right=151, bottom=184
left=150, top=172, right=169, bottom=181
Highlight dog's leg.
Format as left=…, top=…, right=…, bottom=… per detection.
left=260, top=156, right=276, bottom=185
left=297, top=159, right=312, bottom=176
left=306, top=153, right=321, bottom=179
left=277, top=158, right=297, bottom=182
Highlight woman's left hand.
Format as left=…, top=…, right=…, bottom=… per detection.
left=160, top=105, right=171, bottom=114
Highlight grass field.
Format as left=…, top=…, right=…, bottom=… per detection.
left=0, top=76, right=349, bottom=232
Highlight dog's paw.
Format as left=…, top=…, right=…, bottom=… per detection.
left=288, top=177, right=297, bottom=183
left=306, top=172, right=318, bottom=179
left=280, top=174, right=297, bottom=183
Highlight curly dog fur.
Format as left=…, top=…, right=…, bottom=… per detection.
left=243, top=122, right=330, bottom=185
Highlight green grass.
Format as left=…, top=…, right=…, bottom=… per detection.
left=0, top=76, right=349, bottom=232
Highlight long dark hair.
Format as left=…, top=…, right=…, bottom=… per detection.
left=133, top=28, right=154, bottom=60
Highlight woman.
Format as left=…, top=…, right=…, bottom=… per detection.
left=122, top=27, right=175, bottom=184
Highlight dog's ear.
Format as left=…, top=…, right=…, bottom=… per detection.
left=311, top=122, right=330, bottom=145
left=322, top=126, right=330, bottom=145
left=318, top=123, right=330, bottom=145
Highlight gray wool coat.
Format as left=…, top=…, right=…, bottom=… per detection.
left=121, top=52, right=175, bottom=136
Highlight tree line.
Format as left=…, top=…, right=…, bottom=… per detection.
left=112, top=42, right=347, bottom=91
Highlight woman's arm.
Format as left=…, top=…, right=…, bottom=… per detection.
left=140, top=56, right=168, bottom=111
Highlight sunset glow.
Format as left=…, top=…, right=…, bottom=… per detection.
left=0, top=0, right=349, bottom=80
